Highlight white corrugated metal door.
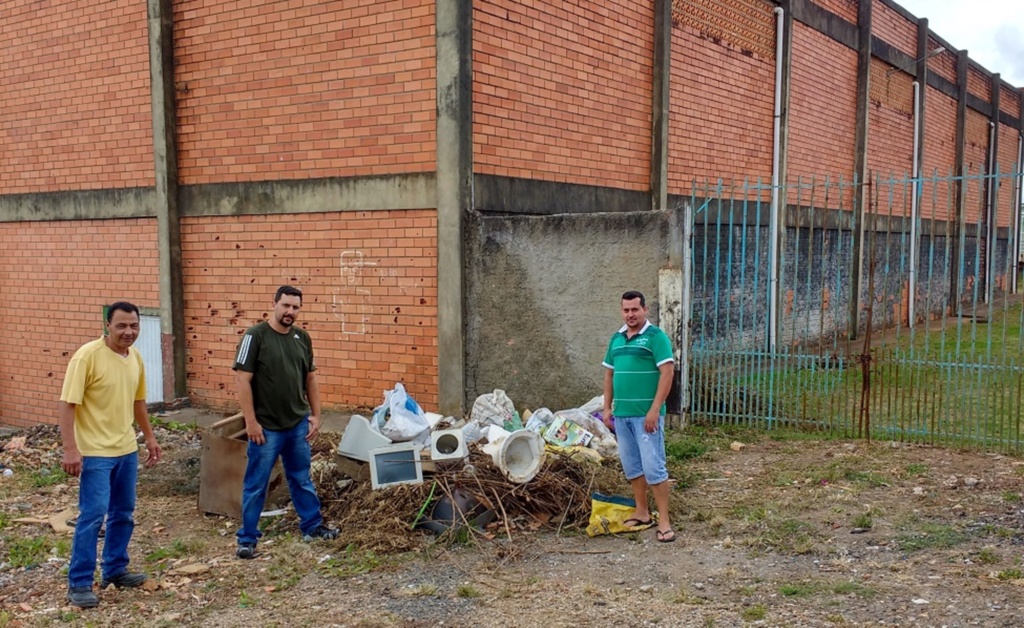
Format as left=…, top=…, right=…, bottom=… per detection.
left=136, top=315, right=164, bottom=403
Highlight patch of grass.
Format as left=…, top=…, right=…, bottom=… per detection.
left=670, top=587, right=705, bottom=605
left=6, top=535, right=53, bottom=568
left=741, top=511, right=820, bottom=555
left=904, top=463, right=928, bottom=476
left=779, top=581, right=821, bottom=597
left=455, top=584, right=481, bottom=599
left=0, top=610, right=12, bottom=627
left=976, top=547, right=1000, bottom=565
left=741, top=605, right=767, bottom=622
left=54, top=538, right=71, bottom=558
left=317, top=544, right=382, bottom=578
left=897, top=522, right=969, bottom=552
left=410, top=584, right=437, bottom=597
left=996, top=568, right=1022, bottom=581
left=145, top=538, right=203, bottom=563
left=58, top=611, right=78, bottom=623
left=149, top=416, right=195, bottom=431
left=851, top=511, right=874, bottom=529
left=0, top=511, right=9, bottom=531
left=825, top=613, right=848, bottom=624
left=29, top=465, right=68, bottom=488
left=831, top=581, right=875, bottom=597
left=1002, top=491, right=1021, bottom=503
left=665, top=434, right=709, bottom=462
left=238, top=590, right=256, bottom=608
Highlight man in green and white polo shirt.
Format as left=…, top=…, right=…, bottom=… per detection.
left=601, top=291, right=676, bottom=543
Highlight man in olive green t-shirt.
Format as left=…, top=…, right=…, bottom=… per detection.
left=601, top=291, right=676, bottom=543
left=232, top=285, right=337, bottom=559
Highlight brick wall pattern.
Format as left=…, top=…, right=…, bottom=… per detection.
left=964, top=108, right=991, bottom=225
left=810, top=0, right=858, bottom=23
left=180, top=210, right=438, bottom=412
left=871, top=0, right=916, bottom=57
left=668, top=1, right=776, bottom=193
left=0, top=219, right=159, bottom=427
left=173, top=0, right=436, bottom=185
left=920, top=86, right=958, bottom=222
left=472, top=0, right=652, bottom=189
left=0, top=0, right=154, bottom=194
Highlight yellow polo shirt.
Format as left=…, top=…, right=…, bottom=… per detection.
left=60, top=337, right=146, bottom=457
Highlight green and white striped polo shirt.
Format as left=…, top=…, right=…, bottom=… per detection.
left=602, top=320, right=674, bottom=417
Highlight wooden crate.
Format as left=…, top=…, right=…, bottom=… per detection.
left=197, top=413, right=286, bottom=519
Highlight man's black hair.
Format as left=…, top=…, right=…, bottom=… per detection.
left=275, top=285, right=303, bottom=303
left=106, top=301, right=140, bottom=322
left=621, top=291, right=645, bottom=307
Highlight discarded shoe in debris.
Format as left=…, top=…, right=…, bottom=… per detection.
left=416, top=487, right=495, bottom=534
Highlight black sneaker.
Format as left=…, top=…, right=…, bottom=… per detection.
left=67, top=586, right=99, bottom=609
left=100, top=572, right=148, bottom=589
left=236, top=542, right=257, bottom=559
left=302, top=524, right=339, bottom=542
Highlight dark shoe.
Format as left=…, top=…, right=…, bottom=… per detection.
left=100, top=572, right=148, bottom=589
left=656, top=529, right=677, bottom=543
left=622, top=517, right=654, bottom=529
left=236, top=542, right=257, bottom=559
left=302, top=524, right=339, bottom=542
left=67, top=586, right=99, bottom=608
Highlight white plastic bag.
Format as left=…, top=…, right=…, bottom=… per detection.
left=578, top=395, right=605, bottom=415
left=470, top=389, right=517, bottom=428
left=524, top=407, right=555, bottom=434
left=370, top=383, right=430, bottom=443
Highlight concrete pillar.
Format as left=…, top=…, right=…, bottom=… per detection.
left=986, top=74, right=1000, bottom=303
left=1017, top=88, right=1024, bottom=293
left=147, top=0, right=186, bottom=399
left=950, top=50, right=969, bottom=311
left=849, top=0, right=872, bottom=339
left=435, top=0, right=473, bottom=416
left=651, top=0, right=670, bottom=214
left=915, top=19, right=928, bottom=180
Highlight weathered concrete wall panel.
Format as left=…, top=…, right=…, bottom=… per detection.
left=465, top=210, right=671, bottom=411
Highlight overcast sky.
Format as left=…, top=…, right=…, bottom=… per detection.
left=896, top=0, right=1024, bottom=87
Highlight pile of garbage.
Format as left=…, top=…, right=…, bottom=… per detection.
left=323, top=384, right=627, bottom=552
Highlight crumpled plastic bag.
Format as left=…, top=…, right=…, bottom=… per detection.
left=554, top=408, right=618, bottom=459
left=370, top=383, right=430, bottom=444
left=585, top=493, right=653, bottom=537
left=524, top=407, right=555, bottom=434
left=470, top=389, right=517, bottom=428
left=578, top=395, right=604, bottom=415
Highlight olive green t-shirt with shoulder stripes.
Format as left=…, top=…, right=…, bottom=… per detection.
left=602, top=321, right=674, bottom=417
left=233, top=321, right=316, bottom=431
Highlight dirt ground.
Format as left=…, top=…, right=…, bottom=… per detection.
left=2, top=412, right=1024, bottom=627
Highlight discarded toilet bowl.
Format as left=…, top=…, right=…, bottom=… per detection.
left=430, top=429, right=468, bottom=462
left=492, top=429, right=545, bottom=484
left=338, top=415, right=392, bottom=462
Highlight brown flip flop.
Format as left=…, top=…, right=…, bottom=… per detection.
left=656, top=529, right=676, bottom=543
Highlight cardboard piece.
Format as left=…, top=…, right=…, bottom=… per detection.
left=198, top=413, right=286, bottom=519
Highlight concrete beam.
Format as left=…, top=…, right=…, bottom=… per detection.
left=180, top=173, right=436, bottom=216
left=0, top=188, right=154, bottom=222
left=435, top=0, right=472, bottom=416
left=474, top=175, right=648, bottom=215
left=147, top=0, right=186, bottom=400
left=849, top=0, right=871, bottom=340
left=651, top=0, right=670, bottom=214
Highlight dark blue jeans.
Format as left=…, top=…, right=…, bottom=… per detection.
left=236, top=418, right=324, bottom=545
left=68, top=452, right=138, bottom=589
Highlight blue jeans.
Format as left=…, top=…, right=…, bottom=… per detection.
left=613, top=415, right=669, bottom=485
left=236, top=418, right=324, bottom=545
left=68, top=452, right=138, bottom=589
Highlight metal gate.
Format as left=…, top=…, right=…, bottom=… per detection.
left=683, top=170, right=1024, bottom=452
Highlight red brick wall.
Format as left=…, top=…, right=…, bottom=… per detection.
left=997, top=124, right=1018, bottom=227
left=788, top=23, right=858, bottom=188
left=927, top=43, right=957, bottom=84
left=0, top=0, right=153, bottom=194
left=667, top=5, right=775, bottom=192
left=964, top=108, right=990, bottom=225
left=1000, top=86, right=1020, bottom=118
left=473, top=0, right=652, bottom=190
left=173, top=0, right=436, bottom=185
left=967, top=66, right=991, bottom=102
left=920, top=86, right=957, bottom=222
left=181, top=210, right=438, bottom=412
left=810, top=0, right=858, bottom=23
left=868, top=58, right=914, bottom=195
left=871, top=0, right=916, bottom=57
left=0, top=220, right=159, bottom=427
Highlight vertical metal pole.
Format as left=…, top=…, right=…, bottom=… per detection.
left=850, top=0, right=873, bottom=340
left=768, top=6, right=786, bottom=352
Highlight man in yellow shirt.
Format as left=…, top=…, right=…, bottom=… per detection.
left=59, top=302, right=162, bottom=609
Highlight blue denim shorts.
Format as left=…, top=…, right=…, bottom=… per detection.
left=613, top=415, right=668, bottom=485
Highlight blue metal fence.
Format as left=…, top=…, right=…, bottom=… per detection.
left=684, top=169, right=1024, bottom=452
